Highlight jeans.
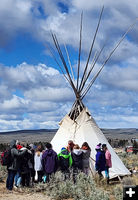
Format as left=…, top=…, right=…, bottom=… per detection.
left=14, top=171, right=21, bottom=187
left=6, top=170, right=17, bottom=190
left=21, top=172, right=30, bottom=187
left=105, top=166, right=109, bottom=178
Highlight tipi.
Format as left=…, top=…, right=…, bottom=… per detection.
left=50, top=7, right=133, bottom=178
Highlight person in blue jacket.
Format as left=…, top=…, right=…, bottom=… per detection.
left=95, top=143, right=106, bottom=178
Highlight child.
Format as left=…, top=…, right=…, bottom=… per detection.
left=102, top=144, right=112, bottom=184
left=71, top=144, right=83, bottom=183
left=42, top=143, right=58, bottom=182
left=81, top=142, right=91, bottom=175
left=34, top=145, right=43, bottom=183
left=58, top=147, right=72, bottom=180
left=95, top=144, right=106, bottom=179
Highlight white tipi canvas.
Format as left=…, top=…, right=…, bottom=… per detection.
left=51, top=107, right=131, bottom=179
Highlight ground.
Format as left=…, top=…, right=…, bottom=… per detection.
left=0, top=182, right=51, bottom=200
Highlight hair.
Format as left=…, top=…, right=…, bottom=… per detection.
left=81, top=142, right=91, bottom=150
left=73, top=144, right=80, bottom=149
left=68, top=140, right=74, bottom=145
left=36, top=145, right=42, bottom=156
left=45, top=142, right=52, bottom=149
left=102, top=144, right=107, bottom=148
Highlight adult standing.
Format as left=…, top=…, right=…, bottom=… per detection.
left=6, top=140, right=26, bottom=191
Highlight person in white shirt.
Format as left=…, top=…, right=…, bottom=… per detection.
left=34, top=145, right=43, bottom=182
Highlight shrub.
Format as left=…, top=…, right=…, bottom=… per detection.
left=33, top=172, right=109, bottom=200
left=0, top=165, right=7, bottom=182
left=113, top=185, right=123, bottom=200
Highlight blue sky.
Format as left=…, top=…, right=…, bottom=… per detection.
left=0, top=0, right=138, bottom=131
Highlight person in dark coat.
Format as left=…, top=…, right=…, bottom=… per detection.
left=71, top=144, right=83, bottom=183
left=42, top=143, right=58, bottom=182
left=95, top=144, right=106, bottom=178
left=27, top=144, right=35, bottom=185
left=58, top=147, right=72, bottom=180
left=6, top=140, right=27, bottom=191
left=20, top=146, right=32, bottom=187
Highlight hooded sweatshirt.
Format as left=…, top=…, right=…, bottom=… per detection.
left=8, top=140, right=26, bottom=171
left=42, top=149, right=58, bottom=174
left=81, top=149, right=91, bottom=168
left=95, top=150, right=106, bottom=171
left=71, top=149, right=83, bottom=169
left=58, top=149, right=72, bottom=170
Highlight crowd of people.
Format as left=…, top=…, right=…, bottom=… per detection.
left=6, top=139, right=112, bottom=191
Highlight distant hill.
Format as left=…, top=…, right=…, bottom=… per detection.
left=0, top=128, right=137, bottom=143
left=0, top=129, right=57, bottom=135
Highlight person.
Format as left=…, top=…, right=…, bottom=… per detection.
left=71, top=144, right=83, bottom=183
left=58, top=147, right=72, bottom=180
left=6, top=140, right=27, bottom=191
left=81, top=142, right=91, bottom=175
left=66, top=140, right=75, bottom=152
left=27, top=144, right=35, bottom=185
left=14, top=141, right=23, bottom=188
left=102, top=144, right=112, bottom=184
left=42, top=143, right=58, bottom=182
left=16, top=140, right=23, bottom=150
left=34, top=145, right=43, bottom=183
left=95, top=144, right=106, bottom=179
left=20, top=145, right=32, bottom=187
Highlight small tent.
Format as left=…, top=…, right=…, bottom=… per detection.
left=49, top=7, right=133, bottom=178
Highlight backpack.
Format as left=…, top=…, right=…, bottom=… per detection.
left=59, top=156, right=69, bottom=170
left=0, top=149, right=12, bottom=166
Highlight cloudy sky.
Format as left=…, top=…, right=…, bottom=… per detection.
left=0, top=0, right=138, bottom=131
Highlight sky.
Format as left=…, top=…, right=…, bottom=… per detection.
left=0, top=0, right=138, bottom=131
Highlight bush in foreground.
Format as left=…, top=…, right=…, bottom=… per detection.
left=33, top=172, right=109, bottom=200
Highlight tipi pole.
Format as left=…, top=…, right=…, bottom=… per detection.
left=46, top=44, right=71, bottom=84
left=81, top=18, right=138, bottom=99
left=51, top=33, right=78, bottom=97
left=79, top=6, right=104, bottom=92
left=79, top=44, right=105, bottom=93
left=64, top=43, right=75, bottom=82
left=77, top=11, right=83, bottom=90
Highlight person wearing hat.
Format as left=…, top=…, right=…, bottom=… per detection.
left=58, top=147, right=72, bottom=180
left=102, top=144, right=112, bottom=184
left=95, top=143, right=106, bottom=178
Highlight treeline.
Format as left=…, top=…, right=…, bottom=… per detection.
left=108, top=138, right=129, bottom=148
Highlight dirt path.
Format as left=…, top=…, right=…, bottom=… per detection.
left=0, top=182, right=51, bottom=200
